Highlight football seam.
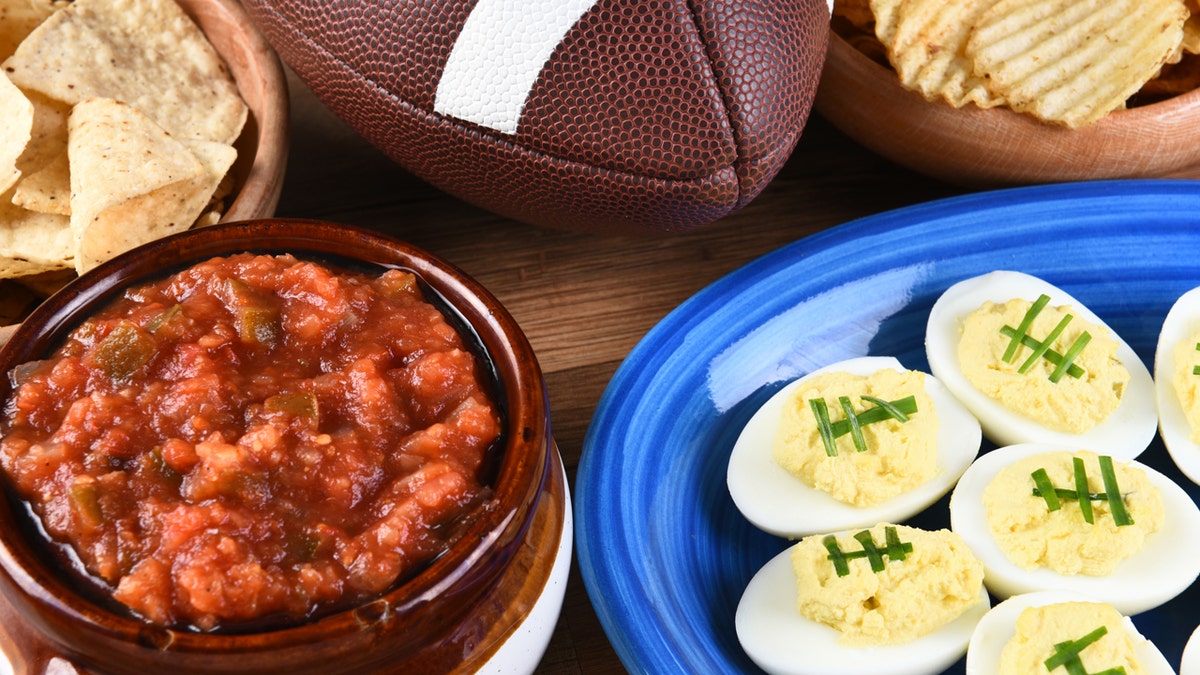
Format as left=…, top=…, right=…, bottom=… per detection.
left=254, top=2, right=753, bottom=191
left=682, top=0, right=746, bottom=203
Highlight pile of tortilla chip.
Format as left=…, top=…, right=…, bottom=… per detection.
left=833, top=0, right=1200, bottom=129
left=0, top=0, right=246, bottom=299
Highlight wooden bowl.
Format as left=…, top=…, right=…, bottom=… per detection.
left=815, top=30, right=1200, bottom=186
left=0, top=220, right=569, bottom=674
left=182, top=0, right=289, bottom=222
left=0, top=0, right=289, bottom=343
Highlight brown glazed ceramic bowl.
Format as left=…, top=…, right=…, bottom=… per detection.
left=0, top=220, right=570, bottom=674
left=815, top=30, right=1200, bottom=187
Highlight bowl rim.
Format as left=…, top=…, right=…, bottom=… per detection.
left=816, top=28, right=1200, bottom=185
left=0, top=219, right=550, bottom=663
left=179, top=0, right=290, bottom=223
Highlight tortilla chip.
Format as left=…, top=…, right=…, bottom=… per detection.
left=14, top=90, right=68, bottom=172
left=4, top=0, right=247, bottom=145
left=186, top=140, right=238, bottom=203
left=0, top=73, right=33, bottom=196
left=68, top=98, right=211, bottom=273
left=0, top=187, right=71, bottom=279
left=0, top=0, right=57, bottom=62
left=10, top=90, right=71, bottom=214
left=192, top=208, right=222, bottom=228
left=12, top=150, right=68, bottom=214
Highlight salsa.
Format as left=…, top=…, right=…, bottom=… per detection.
left=0, top=253, right=501, bottom=630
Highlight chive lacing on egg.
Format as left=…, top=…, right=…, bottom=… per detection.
left=1000, top=293, right=1092, bottom=382
left=1030, top=455, right=1134, bottom=526
left=823, top=526, right=914, bottom=577
left=807, top=395, right=918, bottom=457
left=1042, top=625, right=1126, bottom=675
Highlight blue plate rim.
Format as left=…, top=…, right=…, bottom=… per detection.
left=574, top=178, right=1200, bottom=674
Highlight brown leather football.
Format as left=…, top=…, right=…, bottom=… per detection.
left=243, top=0, right=830, bottom=234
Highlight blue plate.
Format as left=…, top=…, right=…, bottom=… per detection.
left=575, top=180, right=1200, bottom=674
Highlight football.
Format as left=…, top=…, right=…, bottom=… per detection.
left=242, top=0, right=830, bottom=234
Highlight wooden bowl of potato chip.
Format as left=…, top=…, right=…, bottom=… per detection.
left=0, top=0, right=288, bottom=340
left=816, top=0, right=1200, bottom=186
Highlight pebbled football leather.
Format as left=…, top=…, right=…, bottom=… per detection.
left=243, top=0, right=829, bottom=234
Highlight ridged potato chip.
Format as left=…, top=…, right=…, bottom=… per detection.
left=833, top=0, right=873, bottom=31
left=877, top=0, right=1006, bottom=108
left=841, top=0, right=1194, bottom=127
left=834, top=0, right=875, bottom=32
left=1185, top=0, right=1200, bottom=54
left=966, top=0, right=1188, bottom=128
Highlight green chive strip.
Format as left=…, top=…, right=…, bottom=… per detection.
left=1043, top=625, right=1109, bottom=671
left=1004, top=293, right=1051, bottom=363
left=1032, top=468, right=1061, bottom=511
left=1073, top=457, right=1094, bottom=524
left=1099, top=455, right=1133, bottom=527
left=1032, top=486, right=1108, bottom=501
left=1019, top=313, right=1074, bottom=374
left=885, top=525, right=909, bottom=562
left=860, top=395, right=911, bottom=423
left=829, top=396, right=917, bottom=435
left=839, top=396, right=867, bottom=453
left=823, top=534, right=850, bottom=577
left=999, top=327, right=1086, bottom=379
left=854, top=529, right=886, bottom=572
left=824, top=527, right=914, bottom=577
left=809, top=396, right=919, bottom=455
left=809, top=398, right=837, bottom=457
left=1050, top=331, right=1092, bottom=383
left=1194, top=342, right=1199, bottom=375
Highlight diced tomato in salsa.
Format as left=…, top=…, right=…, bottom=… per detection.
left=0, top=254, right=501, bottom=631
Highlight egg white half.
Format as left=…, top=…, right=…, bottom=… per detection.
left=1154, top=284, right=1200, bottom=486
left=926, top=271, right=1157, bottom=459
left=965, top=590, right=1174, bottom=675
left=727, top=356, right=982, bottom=538
left=737, top=542, right=991, bottom=675
left=949, top=443, right=1200, bottom=615
left=1182, top=623, right=1200, bottom=675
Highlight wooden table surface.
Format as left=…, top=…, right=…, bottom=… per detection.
left=273, top=68, right=967, bottom=673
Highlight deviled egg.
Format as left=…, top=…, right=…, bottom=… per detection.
left=926, top=271, right=1156, bottom=459
left=727, top=356, right=981, bottom=538
left=966, top=591, right=1173, bottom=675
left=737, top=523, right=990, bottom=675
left=1183, top=623, right=1200, bottom=675
left=949, top=443, right=1200, bottom=615
left=1154, top=284, right=1200, bottom=485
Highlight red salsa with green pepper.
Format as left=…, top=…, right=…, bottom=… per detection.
left=0, top=253, right=501, bottom=630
